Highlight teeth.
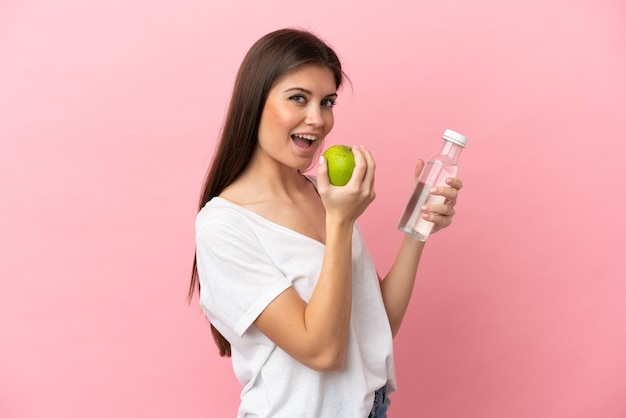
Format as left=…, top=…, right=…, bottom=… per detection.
left=293, top=134, right=318, bottom=141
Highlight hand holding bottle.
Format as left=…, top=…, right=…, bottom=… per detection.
left=415, top=161, right=463, bottom=235
left=398, top=129, right=467, bottom=241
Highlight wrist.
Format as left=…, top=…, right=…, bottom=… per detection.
left=402, top=234, right=426, bottom=250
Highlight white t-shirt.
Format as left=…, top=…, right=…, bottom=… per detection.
left=195, top=196, right=396, bottom=418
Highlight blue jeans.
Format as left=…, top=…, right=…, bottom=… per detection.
left=368, top=385, right=390, bottom=418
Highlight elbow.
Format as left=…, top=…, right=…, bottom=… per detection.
left=390, top=322, right=400, bottom=339
left=388, top=314, right=403, bottom=339
left=306, top=348, right=346, bottom=372
left=311, top=354, right=345, bottom=372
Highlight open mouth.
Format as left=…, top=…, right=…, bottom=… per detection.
left=291, top=134, right=317, bottom=148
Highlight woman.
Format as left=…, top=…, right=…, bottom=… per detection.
left=189, top=28, right=463, bottom=418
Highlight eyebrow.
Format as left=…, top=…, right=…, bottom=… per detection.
left=284, top=87, right=338, bottom=98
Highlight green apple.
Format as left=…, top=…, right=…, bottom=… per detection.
left=323, top=145, right=355, bottom=186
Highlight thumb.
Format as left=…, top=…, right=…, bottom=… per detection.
left=316, top=155, right=330, bottom=191
left=414, top=159, right=425, bottom=179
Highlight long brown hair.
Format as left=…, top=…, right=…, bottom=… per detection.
left=188, top=28, right=345, bottom=357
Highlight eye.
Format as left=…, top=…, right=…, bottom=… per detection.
left=321, top=98, right=337, bottom=108
left=289, top=95, right=306, bottom=103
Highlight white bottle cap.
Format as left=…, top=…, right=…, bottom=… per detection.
left=443, top=129, right=468, bottom=148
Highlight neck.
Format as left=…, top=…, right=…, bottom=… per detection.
left=237, top=157, right=311, bottom=201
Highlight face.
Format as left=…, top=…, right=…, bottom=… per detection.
left=256, top=65, right=337, bottom=172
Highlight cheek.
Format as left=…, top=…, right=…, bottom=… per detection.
left=259, top=107, right=282, bottom=138
left=266, top=107, right=298, bottom=132
left=325, top=113, right=335, bottom=133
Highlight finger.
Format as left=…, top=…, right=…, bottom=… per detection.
left=445, top=177, right=463, bottom=191
left=414, top=159, right=425, bottom=181
left=428, top=185, right=458, bottom=204
left=423, top=210, right=454, bottom=229
left=316, top=155, right=330, bottom=192
left=347, top=145, right=367, bottom=185
left=421, top=203, right=456, bottom=218
left=356, top=145, right=376, bottom=188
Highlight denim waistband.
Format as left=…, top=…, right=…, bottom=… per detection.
left=368, top=385, right=390, bottom=418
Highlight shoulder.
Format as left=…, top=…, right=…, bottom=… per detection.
left=195, top=198, right=262, bottom=245
left=195, top=199, right=267, bottom=265
left=196, top=197, right=246, bottom=227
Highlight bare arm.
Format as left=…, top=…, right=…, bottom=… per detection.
left=379, top=236, right=424, bottom=337
left=254, top=146, right=376, bottom=371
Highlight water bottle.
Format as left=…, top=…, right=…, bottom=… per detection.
left=397, top=129, right=468, bottom=241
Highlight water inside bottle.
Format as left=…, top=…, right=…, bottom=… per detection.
left=397, top=163, right=457, bottom=241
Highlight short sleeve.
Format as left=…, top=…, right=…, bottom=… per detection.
left=195, top=206, right=292, bottom=337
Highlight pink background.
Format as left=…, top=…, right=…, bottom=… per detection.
left=1, top=0, right=625, bottom=417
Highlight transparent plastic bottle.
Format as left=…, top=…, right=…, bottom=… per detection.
left=397, top=129, right=468, bottom=241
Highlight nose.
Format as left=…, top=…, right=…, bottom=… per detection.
left=305, top=105, right=324, bottom=127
